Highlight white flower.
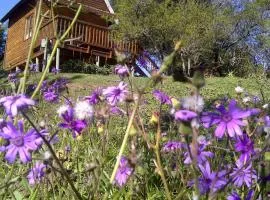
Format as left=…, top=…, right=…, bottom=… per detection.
left=74, top=101, right=93, bottom=120
left=243, top=96, right=251, bottom=104
left=263, top=104, right=269, bottom=109
left=57, top=105, right=69, bottom=117
left=182, top=95, right=204, bottom=112
left=43, top=151, right=52, bottom=160
left=235, top=86, right=244, bottom=94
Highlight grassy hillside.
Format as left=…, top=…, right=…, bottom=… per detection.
left=34, top=73, right=270, bottom=102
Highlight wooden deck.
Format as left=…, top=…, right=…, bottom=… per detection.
left=35, top=15, right=139, bottom=58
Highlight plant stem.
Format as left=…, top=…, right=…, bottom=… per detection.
left=154, top=114, right=172, bottom=200
left=31, top=4, right=82, bottom=99
left=109, top=94, right=141, bottom=184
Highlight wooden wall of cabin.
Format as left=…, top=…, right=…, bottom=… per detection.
left=4, top=0, right=37, bottom=70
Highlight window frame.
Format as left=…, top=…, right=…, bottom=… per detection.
left=24, top=14, right=34, bottom=40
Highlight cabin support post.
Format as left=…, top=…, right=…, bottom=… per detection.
left=42, top=38, right=48, bottom=72
left=96, top=56, right=100, bottom=66
left=35, top=57, right=40, bottom=72
left=56, top=48, right=60, bottom=73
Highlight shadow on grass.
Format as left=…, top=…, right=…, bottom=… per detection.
left=69, top=74, right=85, bottom=81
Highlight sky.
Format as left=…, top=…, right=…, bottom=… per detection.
left=0, top=0, right=19, bottom=21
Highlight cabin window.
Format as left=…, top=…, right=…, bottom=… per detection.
left=25, top=15, right=33, bottom=40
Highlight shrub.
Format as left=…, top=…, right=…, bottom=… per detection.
left=61, top=59, right=113, bottom=75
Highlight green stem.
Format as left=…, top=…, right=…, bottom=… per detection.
left=154, top=111, right=172, bottom=200
left=31, top=4, right=82, bottom=99
left=20, top=0, right=43, bottom=94
left=109, top=94, right=141, bottom=184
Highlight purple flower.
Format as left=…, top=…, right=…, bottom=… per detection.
left=227, top=190, right=254, bottom=200
left=191, top=161, right=227, bottom=195
left=227, top=192, right=241, bottom=200
left=0, top=95, right=35, bottom=117
left=103, top=82, right=128, bottom=105
left=153, top=90, right=171, bottom=105
left=230, top=161, right=257, bottom=188
left=51, top=67, right=60, bottom=74
left=110, top=106, right=125, bottom=116
left=114, top=156, right=133, bottom=187
left=59, top=107, right=87, bottom=138
left=265, top=116, right=270, bottom=127
left=234, top=134, right=254, bottom=164
left=0, top=118, right=6, bottom=130
left=85, top=88, right=103, bottom=105
left=27, top=162, right=47, bottom=185
left=184, top=143, right=214, bottom=164
left=115, top=64, right=129, bottom=78
left=43, top=90, right=59, bottom=103
left=162, top=141, right=183, bottom=152
left=201, top=100, right=250, bottom=138
left=8, top=73, right=18, bottom=83
left=0, top=121, right=41, bottom=163
left=175, top=110, right=197, bottom=122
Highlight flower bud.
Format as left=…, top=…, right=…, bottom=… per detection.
left=98, top=125, right=104, bottom=134
left=77, top=135, right=83, bottom=141
left=149, top=112, right=159, bottom=125
left=129, top=124, right=137, bottom=136
left=171, top=97, right=180, bottom=109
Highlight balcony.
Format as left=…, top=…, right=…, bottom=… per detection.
left=36, top=15, right=139, bottom=57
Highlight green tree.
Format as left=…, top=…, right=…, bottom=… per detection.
left=112, top=0, right=269, bottom=78
left=0, top=24, right=6, bottom=60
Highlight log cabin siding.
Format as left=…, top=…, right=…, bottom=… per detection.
left=4, top=0, right=36, bottom=70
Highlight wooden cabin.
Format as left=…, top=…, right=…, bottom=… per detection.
left=1, top=0, right=139, bottom=71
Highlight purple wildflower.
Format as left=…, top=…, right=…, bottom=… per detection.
left=103, top=82, right=128, bottom=105
left=51, top=67, right=60, bottom=74
left=0, top=121, right=41, bottom=163
left=8, top=73, right=18, bottom=83
left=85, top=88, right=103, bottom=105
left=191, top=161, right=227, bottom=195
left=43, top=90, right=59, bottom=103
left=184, top=143, right=214, bottom=164
left=114, top=156, right=133, bottom=187
left=265, top=116, right=270, bottom=127
left=0, top=95, right=35, bottom=117
left=234, top=134, right=254, bottom=164
left=162, top=141, right=183, bottom=152
left=227, top=190, right=254, bottom=200
left=227, top=192, right=241, bottom=200
left=201, top=100, right=250, bottom=138
left=153, top=90, right=171, bottom=105
left=175, top=110, right=197, bottom=122
left=115, top=64, right=129, bottom=78
left=0, top=118, right=6, bottom=130
left=59, top=107, right=87, bottom=138
left=110, top=106, right=125, bottom=116
left=230, top=161, right=257, bottom=188
left=27, top=162, right=47, bottom=185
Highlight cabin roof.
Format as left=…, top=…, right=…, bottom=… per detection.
left=1, top=0, right=115, bottom=23
left=1, top=0, right=28, bottom=22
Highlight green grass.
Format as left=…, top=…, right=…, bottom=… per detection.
left=37, top=73, right=270, bottom=102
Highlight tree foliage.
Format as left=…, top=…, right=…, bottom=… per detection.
left=112, top=0, right=270, bottom=77
left=0, top=24, right=6, bottom=61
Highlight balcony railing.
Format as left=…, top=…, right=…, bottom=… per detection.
left=36, top=16, right=139, bottom=55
